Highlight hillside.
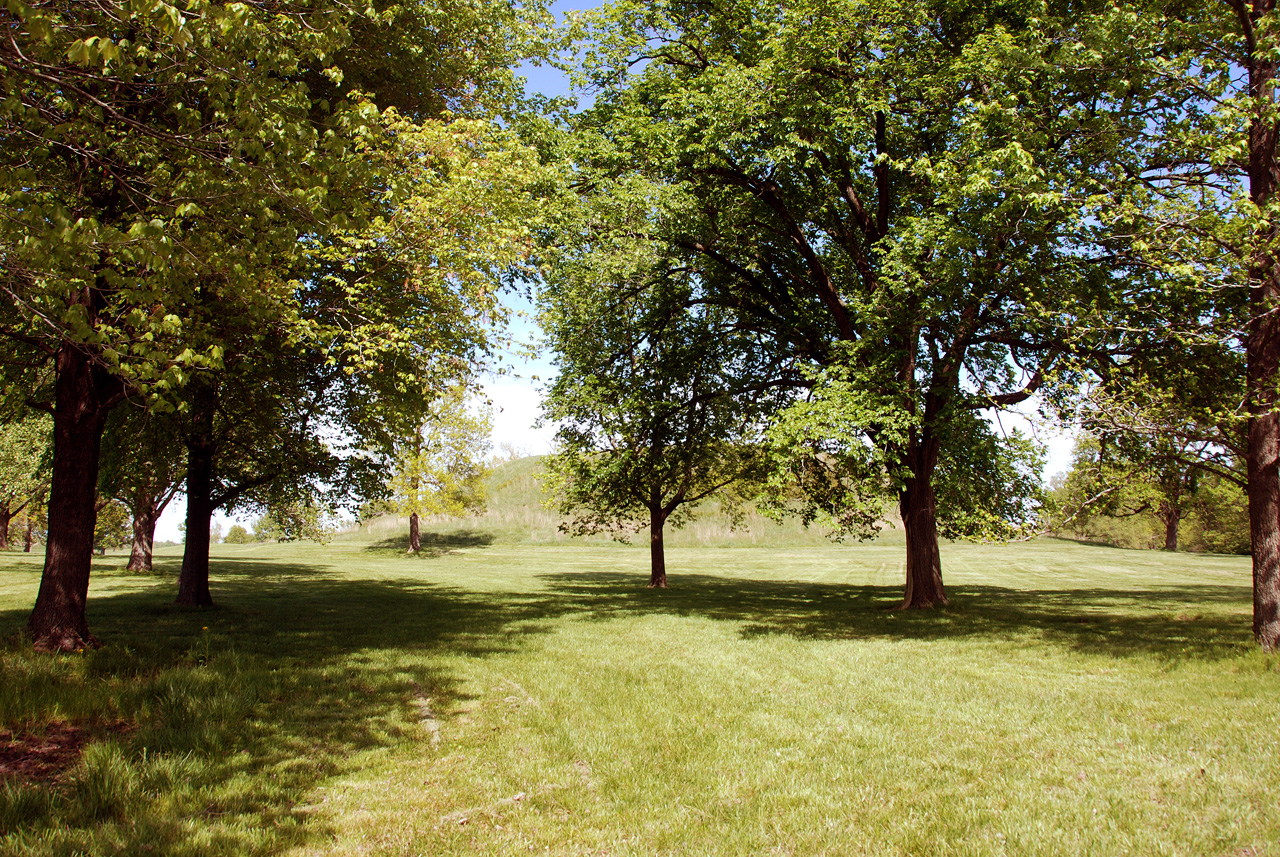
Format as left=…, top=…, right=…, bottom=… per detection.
left=344, top=456, right=891, bottom=550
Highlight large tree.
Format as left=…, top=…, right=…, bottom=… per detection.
left=0, top=0, right=550, bottom=648
left=1215, top=0, right=1280, bottom=648
left=1049, top=0, right=1280, bottom=646
left=564, top=0, right=1152, bottom=606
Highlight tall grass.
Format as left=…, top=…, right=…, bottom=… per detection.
left=350, top=456, right=868, bottom=550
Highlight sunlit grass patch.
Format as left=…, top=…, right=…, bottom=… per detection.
left=0, top=538, right=1275, bottom=855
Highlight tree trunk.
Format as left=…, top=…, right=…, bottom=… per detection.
left=0, top=501, right=10, bottom=551
left=1247, top=409, right=1280, bottom=648
left=649, top=504, right=667, bottom=588
left=897, top=432, right=948, bottom=609
left=408, top=512, right=421, bottom=553
left=127, top=492, right=158, bottom=572
left=23, top=516, right=34, bottom=552
left=176, top=383, right=216, bottom=607
left=26, top=342, right=119, bottom=650
left=1243, top=11, right=1280, bottom=651
left=1160, top=501, right=1180, bottom=552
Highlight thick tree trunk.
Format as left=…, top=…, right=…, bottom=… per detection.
left=176, top=383, right=216, bottom=607
left=408, top=512, right=421, bottom=553
left=0, top=501, right=10, bottom=551
left=1247, top=409, right=1280, bottom=648
left=1244, top=17, right=1280, bottom=651
left=1160, top=501, right=1180, bottom=552
left=127, top=494, right=158, bottom=572
left=1247, top=323, right=1280, bottom=648
left=26, top=343, right=118, bottom=650
left=897, top=432, right=948, bottom=609
left=649, top=504, right=667, bottom=588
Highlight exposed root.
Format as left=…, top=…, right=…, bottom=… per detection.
left=30, top=629, right=100, bottom=653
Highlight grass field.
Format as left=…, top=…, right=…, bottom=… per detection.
left=0, top=534, right=1276, bottom=856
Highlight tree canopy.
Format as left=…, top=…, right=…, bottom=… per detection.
left=1, top=0, right=552, bottom=648
left=553, top=0, right=1181, bottom=606
left=540, top=221, right=789, bottom=585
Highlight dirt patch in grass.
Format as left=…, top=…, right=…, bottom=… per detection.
left=0, top=722, right=127, bottom=784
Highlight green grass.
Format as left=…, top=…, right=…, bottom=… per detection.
left=0, top=536, right=1276, bottom=856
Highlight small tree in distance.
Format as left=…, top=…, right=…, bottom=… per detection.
left=390, top=387, right=492, bottom=554
left=224, top=525, right=252, bottom=545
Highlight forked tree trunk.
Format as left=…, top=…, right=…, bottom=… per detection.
left=176, top=383, right=216, bottom=607
left=649, top=504, right=667, bottom=588
left=127, top=494, right=159, bottom=572
left=897, top=433, right=948, bottom=609
left=27, top=342, right=120, bottom=650
left=1243, top=11, right=1280, bottom=651
left=1159, top=500, right=1180, bottom=552
left=408, top=512, right=421, bottom=553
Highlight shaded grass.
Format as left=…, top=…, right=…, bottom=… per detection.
left=0, top=538, right=1275, bottom=856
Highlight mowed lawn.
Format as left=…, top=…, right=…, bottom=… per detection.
left=0, top=537, right=1276, bottom=856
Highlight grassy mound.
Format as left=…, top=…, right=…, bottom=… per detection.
left=349, top=456, right=876, bottom=551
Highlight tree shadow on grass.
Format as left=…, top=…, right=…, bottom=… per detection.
left=362, top=529, right=497, bottom=557
left=0, top=551, right=1259, bottom=854
left=535, top=571, right=1255, bottom=662
left=0, top=570, right=557, bottom=856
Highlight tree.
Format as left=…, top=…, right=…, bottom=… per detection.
left=1065, top=373, right=1248, bottom=552
left=0, top=0, right=551, bottom=648
left=1053, top=436, right=1251, bottom=554
left=250, top=502, right=337, bottom=544
left=98, top=407, right=185, bottom=571
left=17, top=495, right=46, bottom=553
left=1232, top=0, right=1280, bottom=649
left=563, top=0, right=1155, bottom=606
left=92, top=499, right=131, bottom=554
left=540, top=231, right=788, bottom=587
left=224, top=524, right=251, bottom=545
left=172, top=338, right=374, bottom=604
left=389, top=385, right=492, bottom=554
left=1047, top=0, right=1280, bottom=646
left=168, top=105, right=550, bottom=600
left=0, top=415, right=51, bottom=551
left=1053, top=436, right=1200, bottom=551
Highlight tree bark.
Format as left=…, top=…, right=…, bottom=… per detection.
left=23, top=517, right=34, bottom=552
left=897, top=431, right=948, bottom=609
left=1160, top=500, right=1180, bottom=552
left=127, top=493, right=158, bottom=572
left=26, top=342, right=119, bottom=650
left=0, top=501, right=10, bottom=551
left=408, top=512, right=421, bottom=553
left=1242, top=1, right=1280, bottom=651
left=649, top=503, right=667, bottom=588
left=176, top=382, right=216, bottom=607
